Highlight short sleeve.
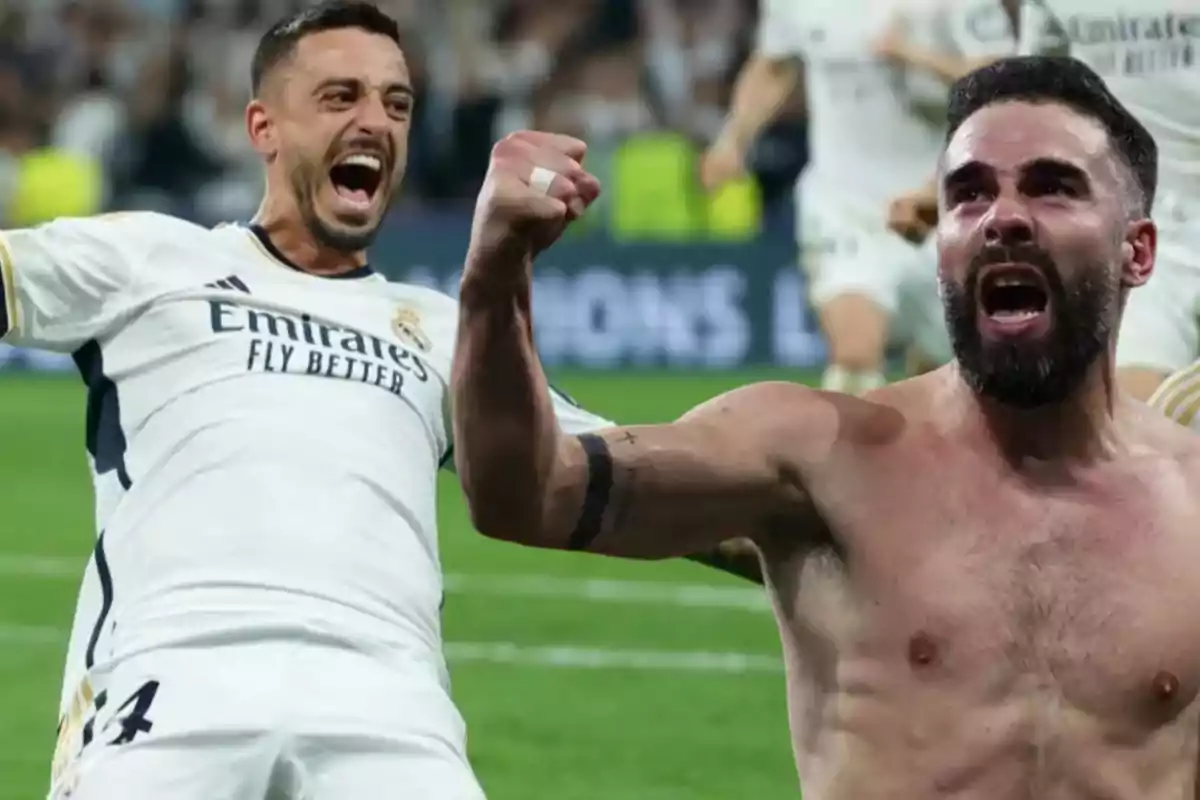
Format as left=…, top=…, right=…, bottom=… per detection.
left=757, top=0, right=808, bottom=59
left=0, top=214, right=143, bottom=352
left=545, top=383, right=615, bottom=436
left=439, top=384, right=614, bottom=475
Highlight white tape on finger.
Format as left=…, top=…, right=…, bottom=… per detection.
left=529, top=166, right=559, bottom=196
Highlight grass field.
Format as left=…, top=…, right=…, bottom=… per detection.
left=0, top=370, right=811, bottom=800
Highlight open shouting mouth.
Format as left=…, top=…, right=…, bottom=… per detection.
left=977, top=263, right=1051, bottom=338
left=328, top=151, right=385, bottom=213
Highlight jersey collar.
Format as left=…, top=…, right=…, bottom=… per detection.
left=248, top=223, right=376, bottom=280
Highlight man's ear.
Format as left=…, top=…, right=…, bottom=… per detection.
left=246, top=99, right=277, bottom=160
left=1121, top=218, right=1156, bottom=288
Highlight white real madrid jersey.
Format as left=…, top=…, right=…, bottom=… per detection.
left=1019, top=0, right=1200, bottom=199
left=757, top=0, right=1013, bottom=216
left=0, top=212, right=611, bottom=719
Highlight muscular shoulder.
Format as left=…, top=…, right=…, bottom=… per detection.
left=693, top=380, right=910, bottom=466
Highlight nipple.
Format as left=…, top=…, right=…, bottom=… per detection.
left=1152, top=670, right=1179, bottom=701
left=908, top=632, right=938, bottom=668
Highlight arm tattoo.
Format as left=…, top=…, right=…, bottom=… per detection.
left=567, top=434, right=615, bottom=550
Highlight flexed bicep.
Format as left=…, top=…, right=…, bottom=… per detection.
left=525, top=382, right=826, bottom=560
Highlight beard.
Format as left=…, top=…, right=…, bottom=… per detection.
left=289, top=152, right=388, bottom=253
left=941, top=245, right=1119, bottom=409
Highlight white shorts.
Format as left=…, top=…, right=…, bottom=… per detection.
left=800, top=193, right=951, bottom=365
left=894, top=241, right=952, bottom=366
left=1116, top=194, right=1200, bottom=374
left=49, top=642, right=485, bottom=800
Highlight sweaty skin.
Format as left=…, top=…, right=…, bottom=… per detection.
left=457, top=364, right=1200, bottom=798
left=758, top=376, right=1200, bottom=800
left=453, top=96, right=1200, bottom=796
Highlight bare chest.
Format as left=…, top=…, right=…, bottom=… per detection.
left=777, top=448, right=1200, bottom=726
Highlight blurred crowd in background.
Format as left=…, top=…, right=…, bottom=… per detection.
left=0, top=0, right=807, bottom=239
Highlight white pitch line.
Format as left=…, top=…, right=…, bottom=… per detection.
left=444, top=642, right=782, bottom=673
left=0, top=623, right=65, bottom=645
left=0, top=625, right=781, bottom=674
left=0, top=555, right=770, bottom=611
left=441, top=573, right=769, bottom=611
left=0, top=554, right=79, bottom=579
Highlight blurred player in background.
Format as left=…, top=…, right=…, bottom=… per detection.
left=0, top=3, right=621, bottom=798
left=897, top=0, right=1198, bottom=402
left=452, top=58, right=1200, bottom=800
left=1017, top=0, right=1200, bottom=402
left=714, top=0, right=1200, bottom=584
left=884, top=0, right=1020, bottom=239
left=701, top=0, right=1009, bottom=395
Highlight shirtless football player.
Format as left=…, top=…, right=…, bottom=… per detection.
left=451, top=55, right=1200, bottom=800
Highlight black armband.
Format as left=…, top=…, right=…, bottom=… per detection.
left=567, top=433, right=614, bottom=550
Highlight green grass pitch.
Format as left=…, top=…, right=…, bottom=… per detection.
left=0, top=370, right=816, bottom=799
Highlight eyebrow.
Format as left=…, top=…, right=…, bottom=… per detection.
left=942, top=157, right=1090, bottom=189
left=1021, top=157, right=1090, bottom=186
left=313, top=78, right=414, bottom=98
left=941, top=159, right=989, bottom=191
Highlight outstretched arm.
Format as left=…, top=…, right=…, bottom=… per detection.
left=453, top=330, right=811, bottom=558
left=440, top=362, right=767, bottom=582
left=452, top=259, right=816, bottom=559
left=453, top=130, right=818, bottom=558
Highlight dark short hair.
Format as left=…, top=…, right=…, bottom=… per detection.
left=251, top=1, right=401, bottom=95
left=946, top=55, right=1157, bottom=215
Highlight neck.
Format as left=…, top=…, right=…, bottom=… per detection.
left=252, top=193, right=367, bottom=277
left=960, top=351, right=1123, bottom=465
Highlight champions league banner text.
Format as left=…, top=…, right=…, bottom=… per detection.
left=0, top=234, right=828, bottom=373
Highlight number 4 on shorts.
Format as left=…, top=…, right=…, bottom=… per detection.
left=108, top=680, right=159, bottom=746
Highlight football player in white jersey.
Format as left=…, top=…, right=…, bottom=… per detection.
left=1018, top=0, right=1200, bottom=402
left=884, top=0, right=1020, bottom=240
left=700, top=0, right=1001, bottom=395
left=0, top=3, right=628, bottom=798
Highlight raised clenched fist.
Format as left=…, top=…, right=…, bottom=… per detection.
left=465, top=131, right=602, bottom=285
